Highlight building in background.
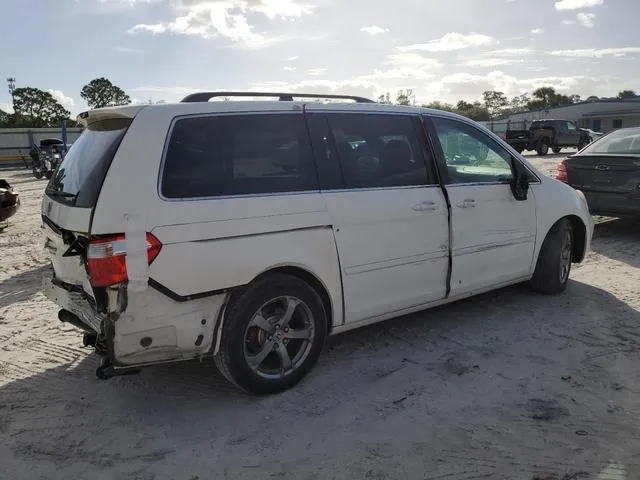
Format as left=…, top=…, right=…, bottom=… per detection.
left=483, top=96, right=640, bottom=134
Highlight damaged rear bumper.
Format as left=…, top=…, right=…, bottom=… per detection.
left=42, top=276, right=104, bottom=333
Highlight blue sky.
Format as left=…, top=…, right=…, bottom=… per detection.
left=1, top=0, right=638, bottom=115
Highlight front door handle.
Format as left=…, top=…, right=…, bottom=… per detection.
left=412, top=201, right=438, bottom=212
left=456, top=199, right=476, bottom=209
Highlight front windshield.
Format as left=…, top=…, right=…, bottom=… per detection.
left=581, top=127, right=640, bottom=155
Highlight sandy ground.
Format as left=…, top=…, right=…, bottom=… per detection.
left=1, top=157, right=639, bottom=480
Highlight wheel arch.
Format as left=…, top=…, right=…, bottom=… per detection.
left=538, top=215, right=587, bottom=264
left=211, top=263, right=337, bottom=356
left=566, top=215, right=587, bottom=262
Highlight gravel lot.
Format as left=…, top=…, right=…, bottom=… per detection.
left=1, top=155, right=639, bottom=480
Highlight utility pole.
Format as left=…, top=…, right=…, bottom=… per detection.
left=7, top=77, right=16, bottom=106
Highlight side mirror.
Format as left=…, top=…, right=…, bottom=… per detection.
left=510, top=174, right=529, bottom=201
left=510, top=157, right=530, bottom=201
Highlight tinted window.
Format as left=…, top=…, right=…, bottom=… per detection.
left=326, top=114, right=431, bottom=189
left=46, top=118, right=131, bottom=208
left=432, top=117, right=513, bottom=185
left=161, top=114, right=317, bottom=199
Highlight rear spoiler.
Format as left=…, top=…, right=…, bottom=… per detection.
left=77, top=105, right=146, bottom=127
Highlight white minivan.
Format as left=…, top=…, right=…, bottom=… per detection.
left=41, top=92, right=594, bottom=394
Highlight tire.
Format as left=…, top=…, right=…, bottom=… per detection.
left=214, top=273, right=328, bottom=394
left=578, top=138, right=589, bottom=151
left=552, top=147, right=562, bottom=154
left=515, top=146, right=524, bottom=154
left=32, top=167, right=43, bottom=180
left=536, top=139, right=549, bottom=156
left=530, top=219, right=573, bottom=295
left=44, top=170, right=53, bottom=179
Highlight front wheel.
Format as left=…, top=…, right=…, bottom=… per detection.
left=530, top=219, right=573, bottom=295
left=214, top=273, right=328, bottom=394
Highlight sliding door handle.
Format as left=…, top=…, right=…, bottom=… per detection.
left=456, top=199, right=476, bottom=209
left=412, top=201, right=438, bottom=212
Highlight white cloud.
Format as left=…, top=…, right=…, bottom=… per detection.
left=358, top=68, right=437, bottom=81
left=459, top=47, right=535, bottom=67
left=99, top=0, right=160, bottom=3
left=307, top=68, right=327, bottom=76
left=128, top=0, right=313, bottom=46
left=286, top=55, right=299, bottom=61
left=576, top=12, right=596, bottom=27
left=530, top=28, right=544, bottom=34
left=248, top=79, right=380, bottom=101
left=463, top=58, right=525, bottom=67
left=129, top=23, right=167, bottom=35
left=114, top=46, right=144, bottom=53
left=398, top=32, right=496, bottom=53
left=248, top=0, right=314, bottom=19
left=549, top=47, right=640, bottom=58
left=419, top=70, right=604, bottom=104
left=132, top=85, right=206, bottom=95
left=48, top=89, right=75, bottom=108
left=351, top=53, right=442, bottom=82
left=554, top=0, right=603, bottom=10
left=0, top=102, right=13, bottom=114
left=360, top=25, right=389, bottom=35
left=561, top=19, right=576, bottom=24
left=386, top=52, right=443, bottom=69
left=284, top=66, right=296, bottom=71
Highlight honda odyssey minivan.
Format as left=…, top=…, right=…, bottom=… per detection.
left=41, top=92, right=594, bottom=393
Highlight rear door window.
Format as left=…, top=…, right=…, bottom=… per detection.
left=324, top=113, right=433, bottom=189
left=46, top=118, right=131, bottom=208
left=161, top=114, right=318, bottom=199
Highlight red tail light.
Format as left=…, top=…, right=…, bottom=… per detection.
left=87, top=233, right=162, bottom=287
left=556, top=160, right=568, bottom=183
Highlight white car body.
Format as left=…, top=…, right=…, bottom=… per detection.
left=40, top=95, right=594, bottom=387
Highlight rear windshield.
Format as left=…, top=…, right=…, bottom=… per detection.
left=580, top=128, right=640, bottom=155
left=46, top=118, right=131, bottom=207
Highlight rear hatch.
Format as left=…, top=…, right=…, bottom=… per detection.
left=42, top=108, right=141, bottom=294
left=565, top=154, right=640, bottom=213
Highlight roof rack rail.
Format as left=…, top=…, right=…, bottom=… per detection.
left=180, top=91, right=375, bottom=103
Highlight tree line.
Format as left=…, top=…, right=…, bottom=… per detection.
left=1, top=77, right=637, bottom=128
left=0, top=77, right=132, bottom=128
left=381, top=87, right=638, bottom=121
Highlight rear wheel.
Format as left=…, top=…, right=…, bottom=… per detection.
left=530, top=219, right=573, bottom=295
left=32, top=167, right=43, bottom=179
left=536, top=139, right=549, bottom=156
left=214, top=273, right=327, bottom=394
